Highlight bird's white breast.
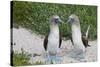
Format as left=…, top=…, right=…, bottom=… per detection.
left=48, top=25, right=59, bottom=54
left=72, top=24, right=85, bottom=51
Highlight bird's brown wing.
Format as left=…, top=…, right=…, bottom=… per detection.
left=82, top=35, right=90, bottom=48
left=70, top=33, right=74, bottom=45
left=70, top=36, right=74, bottom=45
left=70, top=34, right=90, bottom=48
left=44, top=31, right=62, bottom=50
left=59, top=33, right=62, bottom=48
left=82, top=25, right=90, bottom=48
left=43, top=34, right=48, bottom=51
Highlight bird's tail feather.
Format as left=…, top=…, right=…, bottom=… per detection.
left=85, top=25, right=90, bottom=38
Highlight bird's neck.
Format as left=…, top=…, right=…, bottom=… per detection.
left=71, top=23, right=82, bottom=42
left=50, top=23, right=59, bottom=34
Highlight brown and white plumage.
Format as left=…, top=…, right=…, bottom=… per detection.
left=43, top=15, right=63, bottom=64
left=71, top=34, right=90, bottom=48
left=70, top=21, right=90, bottom=48
left=82, top=25, right=90, bottom=47
left=44, top=32, right=62, bottom=51
left=67, top=14, right=85, bottom=60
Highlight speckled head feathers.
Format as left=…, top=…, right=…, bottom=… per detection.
left=50, top=15, right=63, bottom=24
left=67, top=14, right=80, bottom=24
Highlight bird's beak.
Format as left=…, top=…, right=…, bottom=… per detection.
left=59, top=19, right=64, bottom=23
left=67, top=18, right=71, bottom=23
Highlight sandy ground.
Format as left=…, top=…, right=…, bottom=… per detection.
left=12, top=28, right=97, bottom=64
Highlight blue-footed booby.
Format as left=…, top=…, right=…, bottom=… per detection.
left=67, top=14, right=86, bottom=61
left=43, top=15, right=63, bottom=64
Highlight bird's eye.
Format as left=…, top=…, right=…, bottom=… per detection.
left=55, top=18, right=59, bottom=23
left=70, top=18, right=75, bottom=22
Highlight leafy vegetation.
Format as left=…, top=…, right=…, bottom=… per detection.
left=33, top=61, right=44, bottom=65
left=12, top=1, right=97, bottom=40
left=12, top=49, right=31, bottom=66
left=12, top=48, right=45, bottom=66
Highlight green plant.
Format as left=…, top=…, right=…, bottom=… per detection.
left=12, top=48, right=31, bottom=66
left=33, top=61, right=44, bottom=65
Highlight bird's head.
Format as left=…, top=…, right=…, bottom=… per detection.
left=50, top=15, right=63, bottom=24
left=67, top=14, right=80, bottom=25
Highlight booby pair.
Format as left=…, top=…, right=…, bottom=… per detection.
left=43, top=14, right=90, bottom=62
left=43, top=15, right=63, bottom=64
